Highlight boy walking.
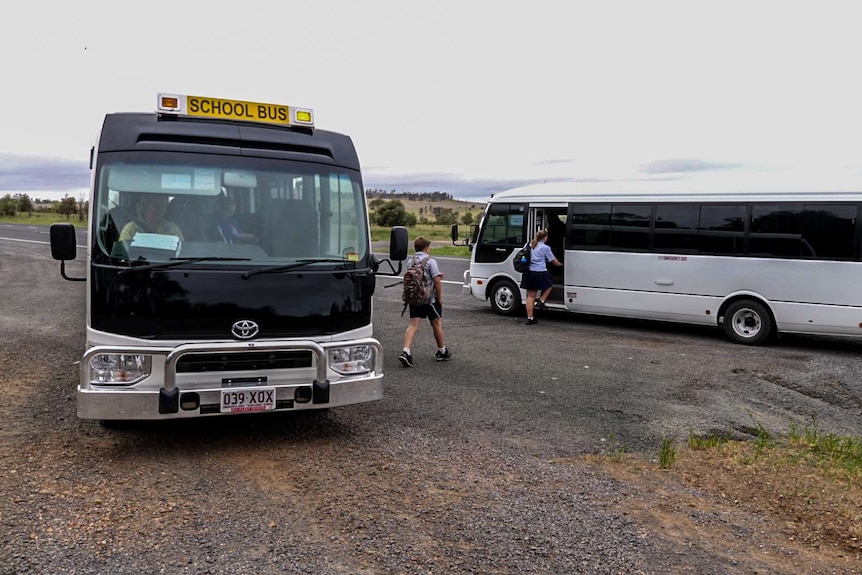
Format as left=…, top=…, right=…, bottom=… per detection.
left=399, top=237, right=451, bottom=367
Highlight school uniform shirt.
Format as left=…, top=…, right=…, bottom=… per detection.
left=528, top=241, right=555, bottom=272
left=412, top=252, right=442, bottom=304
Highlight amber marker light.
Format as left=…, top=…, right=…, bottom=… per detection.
left=157, top=94, right=181, bottom=111
left=294, top=110, right=313, bottom=124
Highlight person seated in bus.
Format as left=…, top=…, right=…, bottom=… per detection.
left=214, top=195, right=255, bottom=244
left=118, top=194, right=184, bottom=242
left=521, top=229, right=562, bottom=325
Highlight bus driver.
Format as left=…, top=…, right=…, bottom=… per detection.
left=118, top=194, right=184, bottom=242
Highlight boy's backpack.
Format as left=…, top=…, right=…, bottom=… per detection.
left=401, top=257, right=433, bottom=315
left=513, top=243, right=531, bottom=273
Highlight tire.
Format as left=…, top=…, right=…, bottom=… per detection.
left=489, top=279, right=521, bottom=316
left=722, top=299, right=773, bottom=345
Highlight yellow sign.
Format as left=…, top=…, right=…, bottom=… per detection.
left=188, top=96, right=292, bottom=126
left=157, top=94, right=314, bottom=128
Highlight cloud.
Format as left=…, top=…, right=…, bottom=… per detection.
left=640, top=158, right=745, bottom=174
left=362, top=172, right=589, bottom=201
left=0, top=154, right=89, bottom=192
left=531, top=158, right=576, bottom=167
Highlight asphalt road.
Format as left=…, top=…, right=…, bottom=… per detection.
left=4, top=221, right=862, bottom=452
left=3, top=223, right=862, bottom=573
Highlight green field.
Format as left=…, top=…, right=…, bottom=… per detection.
left=0, top=213, right=86, bottom=226
left=368, top=197, right=481, bottom=258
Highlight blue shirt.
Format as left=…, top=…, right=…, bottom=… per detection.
left=528, top=241, right=555, bottom=272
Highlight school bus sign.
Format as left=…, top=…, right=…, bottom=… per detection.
left=156, top=93, right=314, bottom=128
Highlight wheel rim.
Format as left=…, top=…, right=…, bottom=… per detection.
left=730, top=307, right=762, bottom=339
left=494, top=284, right=516, bottom=312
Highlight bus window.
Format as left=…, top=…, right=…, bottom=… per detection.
left=479, top=203, right=525, bottom=246
left=654, top=203, right=699, bottom=253
left=698, top=204, right=745, bottom=255
left=571, top=204, right=610, bottom=248
left=609, top=204, right=652, bottom=251
left=749, top=204, right=802, bottom=257
left=803, top=204, right=856, bottom=259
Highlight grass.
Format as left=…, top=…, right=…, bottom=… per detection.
left=0, top=213, right=87, bottom=226
left=658, top=437, right=677, bottom=469
left=371, top=223, right=473, bottom=258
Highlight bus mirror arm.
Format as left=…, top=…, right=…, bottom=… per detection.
left=60, top=260, right=86, bottom=282
left=375, top=258, right=404, bottom=277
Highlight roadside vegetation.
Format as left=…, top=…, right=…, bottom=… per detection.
left=0, top=193, right=87, bottom=225
left=368, top=192, right=482, bottom=258
left=563, top=417, right=862, bottom=556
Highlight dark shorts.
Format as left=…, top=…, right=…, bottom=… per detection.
left=409, top=301, right=443, bottom=320
left=520, top=270, right=553, bottom=291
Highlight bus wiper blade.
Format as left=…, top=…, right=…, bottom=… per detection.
left=242, top=258, right=351, bottom=279
left=118, top=257, right=252, bottom=276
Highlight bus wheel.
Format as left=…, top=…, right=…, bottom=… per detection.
left=723, top=299, right=773, bottom=345
left=490, top=279, right=521, bottom=316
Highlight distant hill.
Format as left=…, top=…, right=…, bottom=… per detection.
left=365, top=190, right=485, bottom=219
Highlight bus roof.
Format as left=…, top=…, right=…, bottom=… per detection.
left=488, top=182, right=862, bottom=204
left=97, top=113, right=361, bottom=171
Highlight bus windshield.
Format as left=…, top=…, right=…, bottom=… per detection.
left=93, top=153, right=368, bottom=266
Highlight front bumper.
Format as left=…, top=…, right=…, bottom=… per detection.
left=77, top=339, right=384, bottom=420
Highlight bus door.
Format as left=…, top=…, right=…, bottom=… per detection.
left=528, top=206, right=567, bottom=302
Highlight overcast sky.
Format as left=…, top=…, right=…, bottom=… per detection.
left=1, top=0, right=860, bottom=202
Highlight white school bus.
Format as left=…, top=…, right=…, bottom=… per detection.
left=458, top=182, right=862, bottom=345
left=51, top=93, right=408, bottom=421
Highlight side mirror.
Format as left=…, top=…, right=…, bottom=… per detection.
left=373, top=226, right=409, bottom=276
left=450, top=223, right=469, bottom=246
left=389, top=226, right=408, bottom=261
left=50, top=223, right=78, bottom=260
left=50, top=223, right=86, bottom=282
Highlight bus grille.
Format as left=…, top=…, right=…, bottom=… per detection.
left=175, top=351, right=313, bottom=373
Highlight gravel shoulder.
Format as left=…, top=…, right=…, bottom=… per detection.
left=2, top=238, right=861, bottom=574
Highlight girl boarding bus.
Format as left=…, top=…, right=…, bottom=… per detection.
left=458, top=182, right=862, bottom=345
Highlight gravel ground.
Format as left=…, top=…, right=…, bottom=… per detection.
left=2, top=235, right=861, bottom=574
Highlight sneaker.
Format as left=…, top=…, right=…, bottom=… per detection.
left=398, top=351, right=414, bottom=367
left=526, top=318, right=538, bottom=325
left=434, top=349, right=452, bottom=361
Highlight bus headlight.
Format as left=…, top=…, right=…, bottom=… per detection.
left=328, top=345, right=375, bottom=375
left=89, top=353, right=152, bottom=386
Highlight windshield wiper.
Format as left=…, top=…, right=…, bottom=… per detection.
left=118, top=257, right=252, bottom=276
left=242, top=258, right=352, bottom=279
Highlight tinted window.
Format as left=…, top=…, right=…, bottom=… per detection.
left=609, top=204, right=651, bottom=250
left=749, top=204, right=802, bottom=257
left=803, top=204, right=856, bottom=259
left=654, top=203, right=699, bottom=252
left=698, top=204, right=746, bottom=255
left=571, top=204, right=610, bottom=247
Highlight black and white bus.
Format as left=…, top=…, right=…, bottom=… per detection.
left=51, top=93, right=407, bottom=420
left=458, top=182, right=862, bottom=345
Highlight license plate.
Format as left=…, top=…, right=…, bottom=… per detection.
left=220, top=387, right=276, bottom=413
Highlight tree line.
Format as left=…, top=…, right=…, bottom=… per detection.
left=0, top=193, right=87, bottom=220
left=368, top=198, right=476, bottom=227
left=366, top=189, right=454, bottom=202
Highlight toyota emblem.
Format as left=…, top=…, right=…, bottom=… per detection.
left=231, top=320, right=259, bottom=340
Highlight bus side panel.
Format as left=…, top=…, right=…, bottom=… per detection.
left=563, top=251, right=862, bottom=332
left=771, top=302, right=862, bottom=336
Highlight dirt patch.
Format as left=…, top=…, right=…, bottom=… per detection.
left=571, top=441, right=862, bottom=574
